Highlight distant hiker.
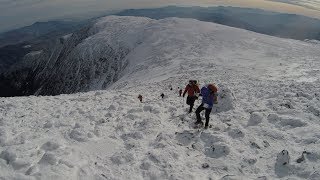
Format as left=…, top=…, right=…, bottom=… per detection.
left=183, top=80, right=200, bottom=113
left=195, top=84, right=218, bottom=128
left=179, top=88, right=183, bottom=97
left=138, top=94, right=143, bottom=102
left=161, top=93, right=165, bottom=99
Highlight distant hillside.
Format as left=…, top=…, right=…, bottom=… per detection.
left=0, top=20, right=90, bottom=73
left=116, top=6, right=320, bottom=41
left=1, top=6, right=320, bottom=76
left=0, top=20, right=87, bottom=47
left=0, top=43, right=31, bottom=73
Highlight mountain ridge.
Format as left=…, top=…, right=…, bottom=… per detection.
left=1, top=16, right=319, bottom=97
left=116, top=6, right=320, bottom=41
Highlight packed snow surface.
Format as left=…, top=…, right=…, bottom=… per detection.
left=1, top=16, right=320, bottom=179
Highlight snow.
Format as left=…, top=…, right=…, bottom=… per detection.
left=25, top=50, right=43, bottom=56
left=1, top=16, right=320, bottom=179
left=304, top=39, right=320, bottom=45
left=62, top=33, right=73, bottom=40
left=23, top=45, right=32, bottom=48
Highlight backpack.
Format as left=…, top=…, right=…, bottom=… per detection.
left=189, top=80, right=197, bottom=85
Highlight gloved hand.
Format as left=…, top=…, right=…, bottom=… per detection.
left=203, top=103, right=209, bottom=108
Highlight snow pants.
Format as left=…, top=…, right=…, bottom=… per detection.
left=195, top=103, right=212, bottom=126
left=186, top=96, right=196, bottom=113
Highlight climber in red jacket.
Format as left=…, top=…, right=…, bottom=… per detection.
left=183, top=80, right=200, bottom=113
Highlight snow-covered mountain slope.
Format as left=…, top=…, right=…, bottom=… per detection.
left=1, top=16, right=320, bottom=179
left=2, top=15, right=320, bottom=97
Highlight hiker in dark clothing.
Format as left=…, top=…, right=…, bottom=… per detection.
left=195, top=84, right=218, bottom=128
left=179, top=88, right=183, bottom=97
left=138, top=94, right=143, bottom=102
left=183, top=80, right=200, bottom=113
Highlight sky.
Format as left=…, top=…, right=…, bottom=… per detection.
left=1, top=0, right=320, bottom=32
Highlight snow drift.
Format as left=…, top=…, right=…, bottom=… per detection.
left=0, top=16, right=320, bottom=179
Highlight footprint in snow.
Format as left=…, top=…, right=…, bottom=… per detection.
left=126, top=113, right=139, bottom=120
left=143, top=105, right=160, bottom=114
left=175, top=130, right=195, bottom=146
left=247, top=112, right=264, bottom=126
left=228, top=128, right=245, bottom=138
left=204, top=143, right=230, bottom=158
left=278, top=117, right=307, bottom=129
left=200, top=133, right=230, bottom=158
left=41, top=141, right=61, bottom=151
left=127, top=108, right=143, bottom=114
left=124, top=140, right=140, bottom=150
left=120, top=132, right=144, bottom=141
left=69, top=128, right=91, bottom=142
left=151, top=133, right=174, bottom=149
left=0, top=149, right=17, bottom=164
left=200, top=132, right=224, bottom=146
left=38, top=152, right=58, bottom=165
left=110, top=152, right=134, bottom=165
left=133, top=119, right=149, bottom=130
left=268, top=114, right=307, bottom=129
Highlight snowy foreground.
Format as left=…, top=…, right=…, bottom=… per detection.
left=1, top=16, right=320, bottom=179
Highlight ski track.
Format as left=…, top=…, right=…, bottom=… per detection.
left=0, top=16, right=320, bottom=180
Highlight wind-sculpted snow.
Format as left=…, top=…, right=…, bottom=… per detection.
left=0, top=16, right=320, bottom=179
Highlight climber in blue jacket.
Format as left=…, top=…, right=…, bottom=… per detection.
left=195, top=84, right=218, bottom=128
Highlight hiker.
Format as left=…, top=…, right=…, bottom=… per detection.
left=138, top=94, right=143, bottom=102
left=161, top=93, right=165, bottom=99
left=195, top=84, right=218, bottom=128
left=179, top=88, right=183, bottom=97
left=183, top=80, right=200, bottom=113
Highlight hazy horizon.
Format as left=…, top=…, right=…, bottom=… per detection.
left=1, top=0, right=320, bottom=32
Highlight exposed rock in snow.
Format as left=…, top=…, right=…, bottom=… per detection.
left=276, top=150, right=290, bottom=166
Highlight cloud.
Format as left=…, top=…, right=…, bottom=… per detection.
left=267, top=0, right=320, bottom=11
left=0, top=0, right=46, bottom=8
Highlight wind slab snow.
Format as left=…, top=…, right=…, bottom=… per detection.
left=0, top=16, right=320, bottom=180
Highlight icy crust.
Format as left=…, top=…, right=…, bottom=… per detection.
left=1, top=16, right=320, bottom=179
